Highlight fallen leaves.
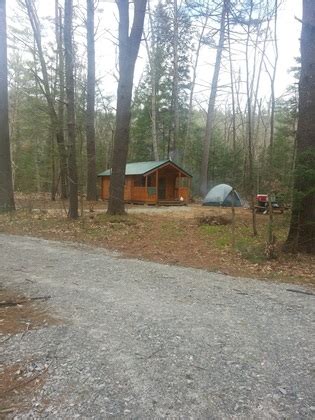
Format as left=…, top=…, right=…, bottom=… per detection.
left=0, top=197, right=314, bottom=287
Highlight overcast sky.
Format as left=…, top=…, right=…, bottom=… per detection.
left=7, top=0, right=302, bottom=106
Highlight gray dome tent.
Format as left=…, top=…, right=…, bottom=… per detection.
left=203, top=184, right=242, bottom=207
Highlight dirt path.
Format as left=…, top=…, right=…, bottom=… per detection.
left=1, top=234, right=314, bottom=418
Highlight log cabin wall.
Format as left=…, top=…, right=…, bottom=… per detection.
left=101, top=177, right=110, bottom=200
left=124, top=176, right=132, bottom=201
left=101, top=176, right=133, bottom=201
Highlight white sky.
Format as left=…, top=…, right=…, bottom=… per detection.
left=273, top=0, right=301, bottom=94
left=7, top=0, right=302, bottom=107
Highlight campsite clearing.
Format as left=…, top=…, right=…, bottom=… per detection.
left=0, top=194, right=314, bottom=286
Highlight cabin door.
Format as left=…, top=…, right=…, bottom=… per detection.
left=158, top=177, right=166, bottom=200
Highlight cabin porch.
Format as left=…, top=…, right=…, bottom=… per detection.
left=129, top=166, right=191, bottom=204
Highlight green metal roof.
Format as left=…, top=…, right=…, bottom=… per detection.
left=98, top=159, right=192, bottom=177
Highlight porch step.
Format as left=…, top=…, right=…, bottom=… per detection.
left=157, top=200, right=187, bottom=206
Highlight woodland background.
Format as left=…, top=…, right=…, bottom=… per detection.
left=7, top=0, right=297, bottom=200
left=0, top=0, right=314, bottom=254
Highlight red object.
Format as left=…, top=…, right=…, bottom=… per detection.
left=256, top=194, right=268, bottom=202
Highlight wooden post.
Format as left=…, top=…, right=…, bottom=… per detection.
left=178, top=171, right=181, bottom=200
left=145, top=175, right=148, bottom=201
left=231, top=188, right=236, bottom=249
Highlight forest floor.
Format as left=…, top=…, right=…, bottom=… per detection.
left=0, top=193, right=314, bottom=287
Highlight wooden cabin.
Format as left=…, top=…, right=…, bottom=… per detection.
left=98, top=160, right=192, bottom=205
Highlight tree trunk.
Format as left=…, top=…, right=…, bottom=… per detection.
left=64, top=0, right=78, bottom=219
left=107, top=0, right=147, bottom=215
left=200, top=0, right=227, bottom=196
left=266, top=0, right=278, bottom=258
left=50, top=128, right=56, bottom=201
left=184, top=9, right=209, bottom=165
left=227, top=8, right=236, bottom=154
left=285, top=0, right=315, bottom=253
left=55, top=1, right=68, bottom=199
left=0, top=0, right=15, bottom=211
left=146, top=1, right=159, bottom=161
left=86, top=0, right=97, bottom=200
left=245, top=0, right=258, bottom=236
left=170, top=0, right=179, bottom=159
left=151, top=68, right=159, bottom=161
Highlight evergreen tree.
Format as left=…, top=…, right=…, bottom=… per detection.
left=131, top=0, right=192, bottom=161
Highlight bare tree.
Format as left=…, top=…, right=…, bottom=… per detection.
left=265, top=0, right=279, bottom=258
left=0, top=0, right=15, bottom=211
left=200, top=0, right=228, bottom=196
left=245, top=0, right=258, bottom=236
left=64, top=0, right=78, bottom=218
left=55, top=0, right=67, bottom=199
left=23, top=0, right=68, bottom=199
left=144, top=0, right=159, bottom=161
left=226, top=6, right=236, bottom=154
left=183, top=2, right=210, bottom=164
left=107, top=0, right=147, bottom=215
left=265, top=2, right=278, bottom=151
left=86, top=0, right=97, bottom=200
left=170, top=0, right=179, bottom=158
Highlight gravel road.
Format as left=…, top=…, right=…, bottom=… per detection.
left=1, top=234, right=314, bottom=419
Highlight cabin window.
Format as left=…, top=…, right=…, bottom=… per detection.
left=134, top=175, right=155, bottom=187
left=147, top=175, right=154, bottom=187
left=134, top=176, right=145, bottom=187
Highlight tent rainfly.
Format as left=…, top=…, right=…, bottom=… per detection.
left=203, top=184, right=242, bottom=207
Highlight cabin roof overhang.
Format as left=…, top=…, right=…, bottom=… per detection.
left=98, top=159, right=192, bottom=178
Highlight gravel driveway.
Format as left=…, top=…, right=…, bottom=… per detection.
left=1, top=234, right=314, bottom=419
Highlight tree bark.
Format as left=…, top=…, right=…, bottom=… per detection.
left=145, top=1, right=159, bottom=161
left=107, top=0, right=147, bottom=215
left=200, top=0, right=227, bottom=196
left=285, top=0, right=315, bottom=253
left=151, top=63, right=159, bottom=161
left=170, top=0, right=179, bottom=159
left=227, top=8, right=236, bottom=155
left=0, top=0, right=15, bottom=211
left=245, top=1, right=258, bottom=237
left=86, top=0, right=97, bottom=200
left=55, top=1, right=68, bottom=200
left=266, top=0, right=278, bottom=258
left=64, top=0, right=78, bottom=219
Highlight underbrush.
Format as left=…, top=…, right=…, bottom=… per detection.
left=198, top=216, right=289, bottom=264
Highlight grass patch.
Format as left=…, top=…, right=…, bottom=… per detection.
left=236, top=239, right=267, bottom=263
left=199, top=225, right=231, bottom=248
